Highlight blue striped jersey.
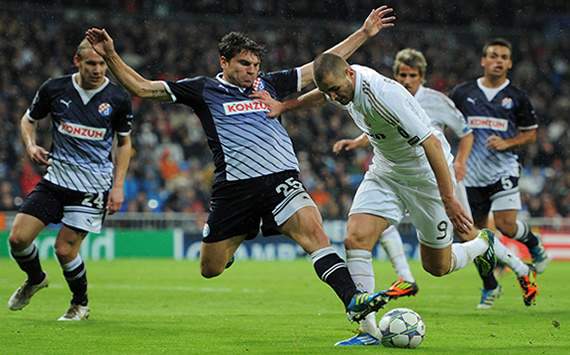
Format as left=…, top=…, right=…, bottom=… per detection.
left=27, top=74, right=133, bottom=193
left=450, top=78, right=538, bottom=187
left=162, top=69, right=301, bottom=182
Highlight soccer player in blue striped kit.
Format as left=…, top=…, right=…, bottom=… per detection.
left=7, top=39, right=133, bottom=320
left=87, top=7, right=398, bottom=323
left=450, top=38, right=547, bottom=308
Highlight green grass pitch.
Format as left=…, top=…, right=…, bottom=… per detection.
left=1, top=259, right=568, bottom=354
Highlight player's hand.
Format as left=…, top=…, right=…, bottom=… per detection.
left=361, top=5, right=396, bottom=38
left=26, top=144, right=50, bottom=166
left=333, top=139, right=361, bottom=154
left=486, top=135, right=510, bottom=151
left=106, top=186, right=124, bottom=215
left=85, top=28, right=116, bottom=58
left=453, top=161, right=467, bottom=181
left=250, top=90, right=284, bottom=118
left=442, top=197, right=473, bottom=234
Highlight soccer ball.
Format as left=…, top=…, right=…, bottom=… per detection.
left=379, top=308, right=426, bottom=348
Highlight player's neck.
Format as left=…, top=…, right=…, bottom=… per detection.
left=480, top=75, right=507, bottom=89
left=74, top=73, right=104, bottom=90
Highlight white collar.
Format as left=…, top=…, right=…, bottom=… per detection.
left=72, top=73, right=109, bottom=105
left=216, top=73, right=247, bottom=92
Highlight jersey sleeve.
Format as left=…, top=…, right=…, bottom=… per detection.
left=433, top=93, right=472, bottom=138
left=260, top=68, right=301, bottom=99
left=112, top=92, right=134, bottom=136
left=27, top=79, right=53, bottom=120
left=161, top=77, right=206, bottom=108
left=516, top=92, right=539, bottom=130
left=383, top=84, right=433, bottom=146
left=448, top=85, right=464, bottom=113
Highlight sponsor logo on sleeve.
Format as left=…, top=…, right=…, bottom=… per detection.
left=468, top=116, right=509, bottom=131
left=58, top=122, right=107, bottom=140
left=223, top=100, right=270, bottom=116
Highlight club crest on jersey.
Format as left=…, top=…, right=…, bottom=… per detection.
left=501, top=97, right=513, bottom=109
left=253, top=77, right=264, bottom=91
left=98, top=102, right=112, bottom=117
left=58, top=122, right=106, bottom=141
left=223, top=100, right=270, bottom=115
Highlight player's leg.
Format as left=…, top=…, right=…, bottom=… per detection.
left=380, top=225, right=418, bottom=296
left=493, top=209, right=548, bottom=273
left=340, top=212, right=388, bottom=343
left=7, top=213, right=48, bottom=310
left=7, top=180, right=62, bottom=311
left=465, top=185, right=504, bottom=308
left=54, top=226, right=90, bottom=320
left=200, top=234, right=248, bottom=278
left=335, top=171, right=405, bottom=345
left=401, top=181, right=494, bottom=278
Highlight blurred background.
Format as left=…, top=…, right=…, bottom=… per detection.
left=0, top=1, right=568, bottom=259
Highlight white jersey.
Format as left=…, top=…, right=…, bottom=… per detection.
left=343, top=65, right=453, bottom=177
left=414, top=86, right=471, bottom=138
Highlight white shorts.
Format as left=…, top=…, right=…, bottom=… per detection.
left=350, top=170, right=454, bottom=249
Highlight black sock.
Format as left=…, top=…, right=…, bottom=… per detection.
left=477, top=265, right=498, bottom=290
left=311, top=247, right=357, bottom=308
left=62, top=257, right=88, bottom=306
left=515, top=222, right=539, bottom=249
left=11, top=244, right=45, bottom=284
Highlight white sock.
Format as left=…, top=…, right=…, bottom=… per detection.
left=513, top=220, right=527, bottom=240
left=494, top=238, right=529, bottom=277
left=346, top=249, right=379, bottom=338
left=450, top=236, right=488, bottom=272
left=380, top=226, right=415, bottom=282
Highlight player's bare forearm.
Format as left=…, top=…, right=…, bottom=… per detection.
left=455, top=132, right=473, bottom=166
left=279, top=89, right=327, bottom=114
left=422, top=134, right=454, bottom=201
left=20, top=115, right=37, bottom=150
left=112, top=135, right=132, bottom=189
left=104, top=52, right=170, bottom=101
left=298, top=6, right=395, bottom=87
left=487, top=129, right=536, bottom=151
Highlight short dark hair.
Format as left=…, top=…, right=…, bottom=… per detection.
left=313, top=53, right=348, bottom=85
left=482, top=38, right=512, bottom=57
left=218, top=32, right=265, bottom=61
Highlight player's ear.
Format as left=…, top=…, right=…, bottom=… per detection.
left=73, top=53, right=81, bottom=68
left=219, top=56, right=229, bottom=70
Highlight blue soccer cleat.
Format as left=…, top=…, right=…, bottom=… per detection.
left=476, top=285, right=502, bottom=310
left=335, top=332, right=381, bottom=346
left=346, top=292, right=389, bottom=322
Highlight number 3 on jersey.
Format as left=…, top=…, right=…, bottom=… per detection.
left=275, top=177, right=303, bottom=197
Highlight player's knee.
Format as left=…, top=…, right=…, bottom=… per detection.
left=422, top=263, right=448, bottom=277
left=54, top=242, right=74, bottom=260
left=8, top=230, right=31, bottom=250
left=344, top=229, right=371, bottom=250
left=200, top=263, right=224, bottom=279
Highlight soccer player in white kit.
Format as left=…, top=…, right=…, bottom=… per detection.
left=333, top=49, right=536, bottom=317
left=252, top=52, right=497, bottom=346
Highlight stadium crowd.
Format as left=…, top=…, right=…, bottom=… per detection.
left=0, top=4, right=568, bottom=220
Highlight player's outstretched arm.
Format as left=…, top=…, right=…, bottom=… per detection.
left=251, top=88, right=326, bottom=117
left=20, top=114, right=50, bottom=166
left=332, top=134, right=369, bottom=154
left=107, top=135, right=132, bottom=214
left=85, top=28, right=171, bottom=101
left=422, top=134, right=473, bottom=234
left=453, top=132, right=473, bottom=181
left=297, top=6, right=395, bottom=88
